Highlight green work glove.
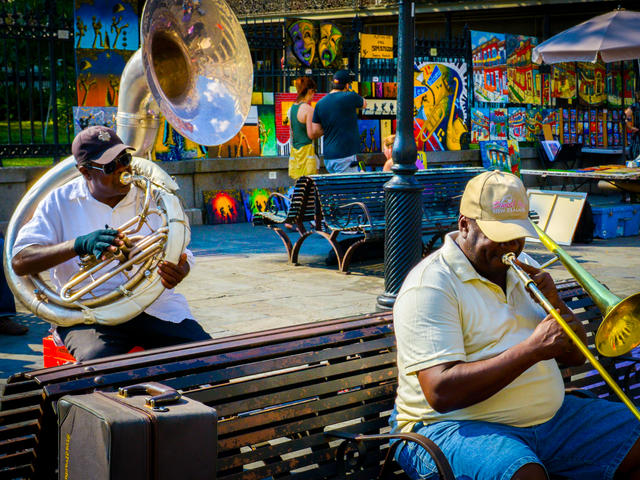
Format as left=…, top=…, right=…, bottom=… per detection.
left=73, top=229, right=119, bottom=258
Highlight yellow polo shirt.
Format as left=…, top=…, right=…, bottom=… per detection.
left=393, top=233, right=565, bottom=432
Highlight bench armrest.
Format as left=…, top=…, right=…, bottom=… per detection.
left=327, top=431, right=454, bottom=480
left=331, top=202, right=373, bottom=229
left=265, top=192, right=291, bottom=215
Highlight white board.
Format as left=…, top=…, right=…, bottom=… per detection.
left=527, top=189, right=587, bottom=246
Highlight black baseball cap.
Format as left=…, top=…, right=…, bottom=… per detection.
left=332, top=70, right=351, bottom=88
left=72, top=126, right=133, bottom=165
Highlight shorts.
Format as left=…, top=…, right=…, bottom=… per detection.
left=324, top=154, right=360, bottom=174
left=393, top=393, right=640, bottom=480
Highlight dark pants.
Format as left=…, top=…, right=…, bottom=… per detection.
left=0, top=238, right=17, bottom=316
left=57, top=312, right=212, bottom=361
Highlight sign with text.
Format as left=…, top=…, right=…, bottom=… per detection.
left=360, top=34, right=394, bottom=59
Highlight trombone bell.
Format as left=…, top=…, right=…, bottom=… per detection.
left=596, top=292, right=640, bottom=357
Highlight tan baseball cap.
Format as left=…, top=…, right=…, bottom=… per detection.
left=460, top=170, right=537, bottom=242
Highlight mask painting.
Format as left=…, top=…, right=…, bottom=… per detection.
left=318, top=23, right=343, bottom=68
left=287, top=19, right=317, bottom=67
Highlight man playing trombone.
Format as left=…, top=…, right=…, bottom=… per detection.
left=11, top=126, right=211, bottom=361
left=391, top=170, right=640, bottom=479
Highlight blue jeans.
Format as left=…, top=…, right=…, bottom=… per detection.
left=392, top=393, right=640, bottom=480
left=0, top=238, right=16, bottom=316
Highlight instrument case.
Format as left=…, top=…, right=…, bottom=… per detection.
left=57, top=382, right=217, bottom=480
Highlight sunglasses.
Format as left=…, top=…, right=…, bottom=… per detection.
left=84, top=153, right=132, bottom=175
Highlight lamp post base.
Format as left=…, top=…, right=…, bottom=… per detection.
left=376, top=292, right=397, bottom=311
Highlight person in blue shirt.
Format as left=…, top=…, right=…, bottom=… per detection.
left=311, top=70, right=366, bottom=173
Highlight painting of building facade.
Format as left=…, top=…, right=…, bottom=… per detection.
left=471, top=31, right=508, bottom=103
left=506, top=34, right=538, bottom=104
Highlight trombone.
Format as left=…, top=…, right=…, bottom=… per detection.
left=503, top=221, right=640, bottom=422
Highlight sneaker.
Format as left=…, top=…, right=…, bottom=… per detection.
left=0, top=317, right=29, bottom=336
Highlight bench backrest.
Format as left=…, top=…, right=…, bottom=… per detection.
left=308, top=167, right=484, bottom=234
left=0, top=281, right=632, bottom=479
left=252, top=176, right=317, bottom=226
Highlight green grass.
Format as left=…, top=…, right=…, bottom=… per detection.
left=1, top=120, right=69, bottom=167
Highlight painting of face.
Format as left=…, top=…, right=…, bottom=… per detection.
left=319, top=23, right=342, bottom=68
left=288, top=20, right=316, bottom=67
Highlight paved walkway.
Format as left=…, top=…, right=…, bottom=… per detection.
left=1, top=222, right=639, bottom=381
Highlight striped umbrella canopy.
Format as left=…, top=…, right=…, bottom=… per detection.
left=532, top=9, right=640, bottom=64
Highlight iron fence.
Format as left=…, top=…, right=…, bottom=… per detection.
left=0, top=0, right=75, bottom=163
left=0, top=2, right=469, bottom=162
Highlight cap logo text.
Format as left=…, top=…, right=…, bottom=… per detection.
left=492, top=194, right=525, bottom=214
left=97, top=131, right=111, bottom=142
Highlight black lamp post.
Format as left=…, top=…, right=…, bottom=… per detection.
left=376, top=0, right=423, bottom=310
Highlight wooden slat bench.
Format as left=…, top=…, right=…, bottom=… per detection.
left=252, top=176, right=318, bottom=263
left=0, top=280, right=636, bottom=479
left=293, top=168, right=484, bottom=272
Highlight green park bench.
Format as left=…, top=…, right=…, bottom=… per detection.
left=0, top=280, right=636, bottom=479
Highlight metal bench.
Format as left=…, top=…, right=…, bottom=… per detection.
left=252, top=176, right=319, bottom=265
left=0, top=280, right=635, bottom=479
left=295, top=168, right=484, bottom=272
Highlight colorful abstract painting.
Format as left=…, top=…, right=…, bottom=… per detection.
left=241, top=188, right=288, bottom=222
left=551, top=63, right=577, bottom=100
left=578, top=61, right=606, bottom=105
left=490, top=108, right=508, bottom=141
left=275, top=92, right=326, bottom=155
left=471, top=31, right=508, bottom=103
left=413, top=61, right=468, bottom=152
left=258, top=105, right=277, bottom=156
left=508, top=107, right=527, bottom=142
left=358, top=119, right=381, bottom=153
left=506, top=34, right=538, bottom=104
left=360, top=82, right=373, bottom=98
left=152, top=115, right=207, bottom=162
left=75, top=0, right=139, bottom=51
left=383, top=82, right=398, bottom=99
left=507, top=139, right=521, bottom=176
left=203, top=190, right=246, bottom=225
left=73, top=106, right=117, bottom=136
left=75, top=48, right=134, bottom=106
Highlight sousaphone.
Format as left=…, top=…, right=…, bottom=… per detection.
left=2, top=0, right=253, bottom=326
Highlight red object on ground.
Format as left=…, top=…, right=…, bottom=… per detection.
left=42, top=335, right=143, bottom=367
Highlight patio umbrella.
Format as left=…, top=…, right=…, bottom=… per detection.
left=532, top=8, right=640, bottom=64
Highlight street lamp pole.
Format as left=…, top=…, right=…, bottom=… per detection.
left=377, top=0, right=423, bottom=310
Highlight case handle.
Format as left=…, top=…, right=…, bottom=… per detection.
left=118, top=382, right=182, bottom=408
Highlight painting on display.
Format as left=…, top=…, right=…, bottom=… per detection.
left=541, top=109, right=560, bottom=137
left=490, top=108, right=508, bottom=141
left=508, top=107, right=527, bottom=141
left=506, top=34, right=538, bottom=104
left=274, top=93, right=325, bottom=156
left=507, top=139, right=521, bottom=176
left=318, top=22, right=343, bottom=68
left=413, top=61, right=468, bottom=152
left=480, top=140, right=509, bottom=171
left=525, top=107, right=542, bottom=141
left=152, top=115, right=207, bottom=162
left=470, top=31, right=508, bottom=103
left=257, top=105, right=277, bottom=156
left=362, top=99, right=397, bottom=117
left=358, top=119, right=381, bottom=153
left=383, top=82, right=398, bottom=99
left=240, top=188, right=287, bottom=222
left=75, top=0, right=139, bottom=51
left=551, top=63, right=577, bottom=100
left=285, top=19, right=343, bottom=68
left=623, top=61, right=636, bottom=106
left=73, top=106, right=117, bottom=136
left=75, top=49, right=134, bottom=106
left=380, top=119, right=394, bottom=143
left=203, top=190, right=246, bottom=225
left=578, top=61, right=606, bottom=105
left=470, top=108, right=490, bottom=144
left=360, top=82, right=373, bottom=98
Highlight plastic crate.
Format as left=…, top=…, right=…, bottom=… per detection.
left=42, top=335, right=144, bottom=368
left=591, top=204, right=640, bottom=239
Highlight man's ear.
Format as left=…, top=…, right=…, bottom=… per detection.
left=458, top=215, right=470, bottom=238
left=76, top=164, right=91, bottom=180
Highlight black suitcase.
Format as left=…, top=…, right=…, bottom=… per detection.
left=58, top=382, right=217, bottom=480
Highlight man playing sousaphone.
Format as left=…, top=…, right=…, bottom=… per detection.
left=11, top=126, right=211, bottom=361
left=391, top=170, right=640, bottom=479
